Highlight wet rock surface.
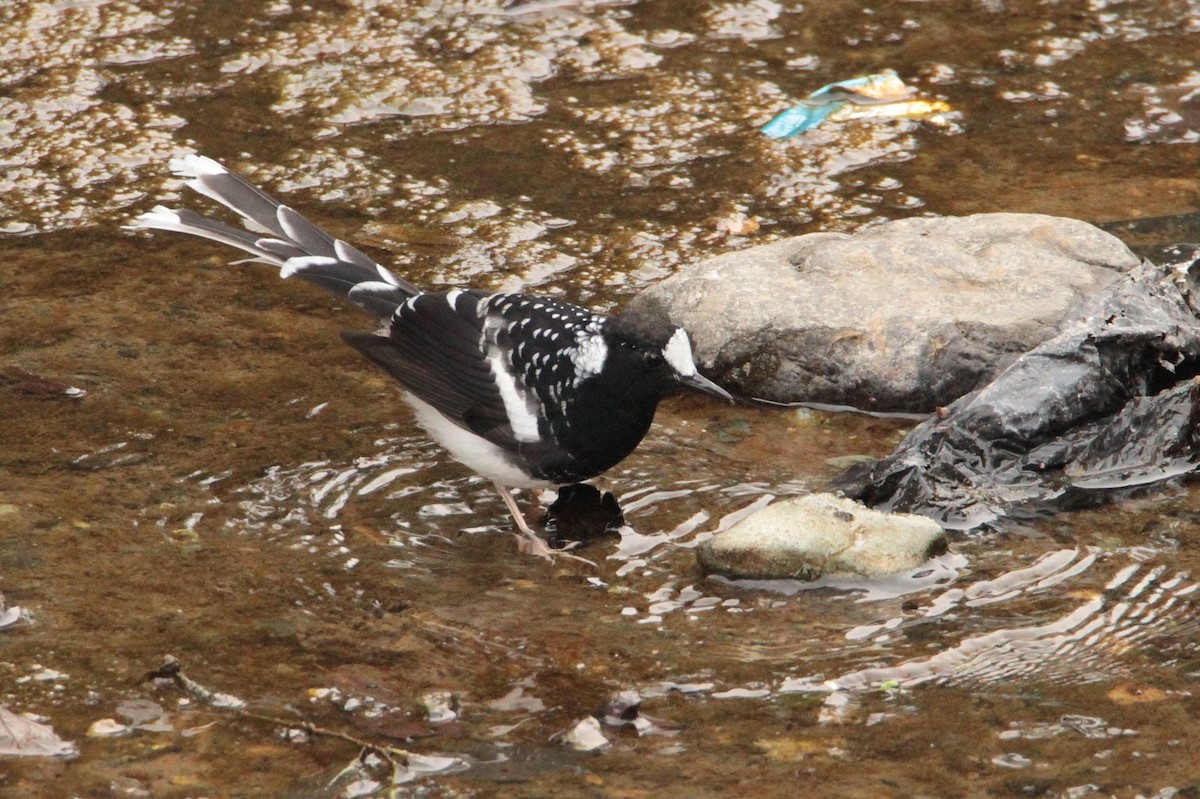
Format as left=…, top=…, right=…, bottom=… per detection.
left=627, top=213, right=1140, bottom=411
left=696, top=492, right=948, bottom=580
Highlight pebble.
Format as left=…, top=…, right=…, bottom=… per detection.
left=697, top=493, right=947, bottom=580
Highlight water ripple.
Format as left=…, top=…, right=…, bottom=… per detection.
left=793, top=555, right=1200, bottom=693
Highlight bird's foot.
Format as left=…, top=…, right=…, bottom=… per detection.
left=514, top=532, right=595, bottom=567
left=494, top=481, right=594, bottom=566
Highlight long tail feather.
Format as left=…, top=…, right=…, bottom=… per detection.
left=128, top=154, right=420, bottom=317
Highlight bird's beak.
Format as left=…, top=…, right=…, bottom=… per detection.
left=680, top=372, right=734, bottom=403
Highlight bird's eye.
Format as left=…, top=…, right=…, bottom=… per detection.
left=644, top=351, right=664, bottom=366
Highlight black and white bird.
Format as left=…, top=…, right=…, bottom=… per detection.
left=131, top=155, right=732, bottom=560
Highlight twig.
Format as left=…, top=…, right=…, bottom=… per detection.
left=144, top=655, right=412, bottom=770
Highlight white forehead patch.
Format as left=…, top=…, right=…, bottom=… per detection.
left=663, top=328, right=697, bottom=377
left=572, top=331, right=609, bottom=385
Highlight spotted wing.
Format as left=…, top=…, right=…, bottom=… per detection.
left=342, top=291, right=605, bottom=471
left=475, top=293, right=605, bottom=440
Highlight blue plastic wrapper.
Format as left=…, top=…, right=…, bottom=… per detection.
left=760, top=103, right=840, bottom=138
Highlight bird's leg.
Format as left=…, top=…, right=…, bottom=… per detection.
left=494, top=483, right=552, bottom=559
left=492, top=482, right=594, bottom=566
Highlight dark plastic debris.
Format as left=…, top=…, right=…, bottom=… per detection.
left=837, top=256, right=1200, bottom=529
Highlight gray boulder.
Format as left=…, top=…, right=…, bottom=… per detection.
left=627, top=213, right=1140, bottom=412
left=696, top=493, right=948, bottom=581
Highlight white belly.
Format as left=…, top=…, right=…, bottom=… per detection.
left=403, top=394, right=556, bottom=489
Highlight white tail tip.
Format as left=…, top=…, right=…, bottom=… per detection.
left=168, top=154, right=228, bottom=179
left=125, top=205, right=183, bottom=231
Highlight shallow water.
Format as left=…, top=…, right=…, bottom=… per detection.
left=4, top=0, right=1200, bottom=797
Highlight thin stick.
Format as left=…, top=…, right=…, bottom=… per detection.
left=144, top=655, right=411, bottom=767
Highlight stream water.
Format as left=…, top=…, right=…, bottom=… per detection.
left=3, top=1, right=1200, bottom=797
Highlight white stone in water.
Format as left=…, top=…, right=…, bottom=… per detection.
left=87, top=718, right=131, bottom=737
left=697, top=493, right=947, bottom=580
left=419, top=691, right=459, bottom=723
left=0, top=604, right=25, bottom=628
left=560, top=717, right=609, bottom=752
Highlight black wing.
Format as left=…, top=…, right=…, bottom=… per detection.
left=342, top=290, right=608, bottom=477
left=342, top=290, right=508, bottom=433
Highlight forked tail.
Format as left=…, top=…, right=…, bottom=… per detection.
left=129, top=155, right=420, bottom=318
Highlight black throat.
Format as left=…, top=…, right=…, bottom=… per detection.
left=533, top=355, right=674, bottom=484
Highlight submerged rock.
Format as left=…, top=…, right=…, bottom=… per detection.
left=696, top=493, right=947, bottom=581
left=626, top=213, right=1138, bottom=411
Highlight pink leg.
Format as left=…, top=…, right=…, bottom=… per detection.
left=492, top=483, right=594, bottom=566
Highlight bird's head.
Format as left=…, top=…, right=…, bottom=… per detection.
left=603, top=313, right=733, bottom=402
